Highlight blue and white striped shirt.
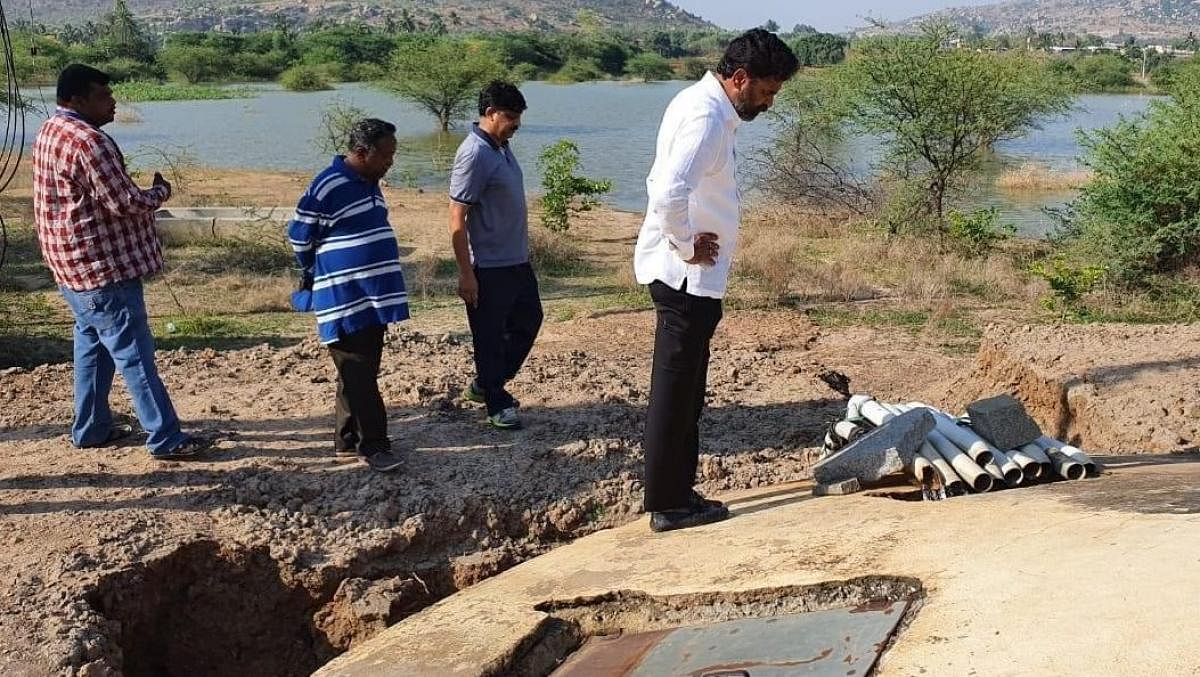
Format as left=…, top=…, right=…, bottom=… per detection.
left=288, top=156, right=409, bottom=344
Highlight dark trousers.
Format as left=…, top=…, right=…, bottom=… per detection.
left=328, top=325, right=389, bottom=455
left=466, top=263, right=544, bottom=415
left=643, top=280, right=723, bottom=512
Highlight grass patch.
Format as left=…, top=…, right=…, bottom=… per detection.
left=530, top=229, right=593, bottom=277
left=995, top=162, right=1091, bottom=193
left=153, top=312, right=303, bottom=350
left=113, top=81, right=256, bottom=102
left=191, top=238, right=295, bottom=275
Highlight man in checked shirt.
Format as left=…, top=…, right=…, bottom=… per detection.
left=32, top=64, right=213, bottom=459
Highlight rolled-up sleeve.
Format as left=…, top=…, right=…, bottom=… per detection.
left=449, top=145, right=492, bottom=206
left=648, top=113, right=724, bottom=262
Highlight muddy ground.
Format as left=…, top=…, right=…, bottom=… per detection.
left=0, top=305, right=978, bottom=677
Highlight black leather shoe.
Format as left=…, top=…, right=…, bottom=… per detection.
left=690, top=489, right=724, bottom=510
left=649, top=503, right=730, bottom=533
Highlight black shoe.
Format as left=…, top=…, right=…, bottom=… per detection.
left=362, top=449, right=404, bottom=473
left=649, top=503, right=730, bottom=533
left=152, top=434, right=215, bottom=460
left=690, top=489, right=724, bottom=510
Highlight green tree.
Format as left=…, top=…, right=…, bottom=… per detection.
left=625, top=52, right=673, bottom=81
left=98, top=0, right=155, bottom=62
left=1062, top=63, right=1200, bottom=286
left=790, top=33, right=849, bottom=66
left=280, top=64, right=333, bottom=91
left=538, top=140, right=613, bottom=232
left=158, top=44, right=232, bottom=83
left=384, top=38, right=506, bottom=131
left=833, top=27, right=1072, bottom=226
left=1072, top=54, right=1134, bottom=90
left=762, top=19, right=781, bottom=33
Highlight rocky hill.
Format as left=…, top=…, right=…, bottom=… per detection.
left=31, top=0, right=714, bottom=33
left=893, top=0, right=1199, bottom=39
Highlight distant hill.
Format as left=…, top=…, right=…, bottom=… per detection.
left=889, top=0, right=1200, bottom=40
left=31, top=0, right=715, bottom=33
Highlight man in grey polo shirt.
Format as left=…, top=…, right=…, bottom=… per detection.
left=449, top=80, right=542, bottom=430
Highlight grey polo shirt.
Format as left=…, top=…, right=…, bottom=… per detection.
left=449, top=124, right=529, bottom=269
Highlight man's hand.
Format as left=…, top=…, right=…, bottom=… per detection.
left=153, top=171, right=172, bottom=198
left=458, top=269, right=479, bottom=308
left=684, top=232, right=719, bottom=266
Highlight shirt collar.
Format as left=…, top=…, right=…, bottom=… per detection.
left=701, top=71, right=742, bottom=131
left=331, top=155, right=372, bottom=185
left=56, top=106, right=93, bottom=126
left=471, top=123, right=504, bottom=150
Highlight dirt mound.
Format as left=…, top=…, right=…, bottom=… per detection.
left=957, top=324, right=1200, bottom=453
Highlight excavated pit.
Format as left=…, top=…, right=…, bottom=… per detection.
left=85, top=541, right=325, bottom=677
left=82, top=540, right=460, bottom=677
left=499, top=576, right=925, bottom=677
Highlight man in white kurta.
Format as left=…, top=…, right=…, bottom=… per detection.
left=634, top=29, right=799, bottom=532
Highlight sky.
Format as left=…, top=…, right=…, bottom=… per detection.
left=672, top=0, right=1000, bottom=32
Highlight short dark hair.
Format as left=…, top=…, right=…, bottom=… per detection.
left=56, top=64, right=111, bottom=103
left=716, top=29, right=800, bottom=81
left=478, top=81, right=526, bottom=116
left=348, top=118, right=397, bottom=153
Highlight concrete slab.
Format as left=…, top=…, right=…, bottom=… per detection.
left=812, top=409, right=934, bottom=486
left=316, top=455, right=1200, bottom=677
left=967, top=394, right=1043, bottom=450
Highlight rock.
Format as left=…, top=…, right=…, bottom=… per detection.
left=812, top=478, right=862, bottom=496
left=966, top=395, right=1042, bottom=450
left=77, top=660, right=117, bottom=677
left=813, top=409, right=934, bottom=486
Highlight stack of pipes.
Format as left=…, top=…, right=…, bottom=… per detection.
left=825, top=395, right=1099, bottom=497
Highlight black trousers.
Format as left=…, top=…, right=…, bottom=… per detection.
left=466, top=263, right=544, bottom=415
left=643, top=280, right=723, bottom=512
left=328, top=324, right=389, bottom=455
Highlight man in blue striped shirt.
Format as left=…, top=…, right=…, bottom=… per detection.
left=288, top=119, right=408, bottom=472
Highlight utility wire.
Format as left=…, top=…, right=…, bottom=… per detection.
left=0, top=0, right=29, bottom=273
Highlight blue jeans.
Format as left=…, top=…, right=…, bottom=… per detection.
left=59, top=278, right=189, bottom=456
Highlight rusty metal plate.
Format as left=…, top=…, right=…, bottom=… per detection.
left=552, top=601, right=910, bottom=677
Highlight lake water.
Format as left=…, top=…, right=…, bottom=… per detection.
left=22, top=82, right=1158, bottom=236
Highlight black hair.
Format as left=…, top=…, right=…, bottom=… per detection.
left=348, top=118, right=397, bottom=153
left=56, top=64, right=111, bottom=103
left=478, top=81, right=527, bottom=116
left=715, top=28, right=800, bottom=81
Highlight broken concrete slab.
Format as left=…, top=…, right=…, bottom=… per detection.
left=812, top=408, right=934, bottom=486
left=812, top=478, right=862, bottom=496
left=967, top=395, right=1042, bottom=451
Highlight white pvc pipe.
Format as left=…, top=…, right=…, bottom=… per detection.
left=834, top=420, right=865, bottom=443
left=989, top=448, right=1026, bottom=486
left=1037, top=436, right=1098, bottom=477
left=919, top=441, right=966, bottom=494
left=983, top=460, right=1008, bottom=485
left=927, top=429, right=994, bottom=493
left=910, top=453, right=935, bottom=483
left=1047, top=449, right=1086, bottom=481
left=858, top=400, right=896, bottom=427
left=847, top=394, right=874, bottom=422
left=1018, top=442, right=1052, bottom=466
left=1006, top=447, right=1043, bottom=481
left=897, top=405, right=995, bottom=467
left=1018, top=442, right=1055, bottom=479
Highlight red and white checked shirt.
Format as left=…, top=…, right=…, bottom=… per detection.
left=32, top=108, right=170, bottom=291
